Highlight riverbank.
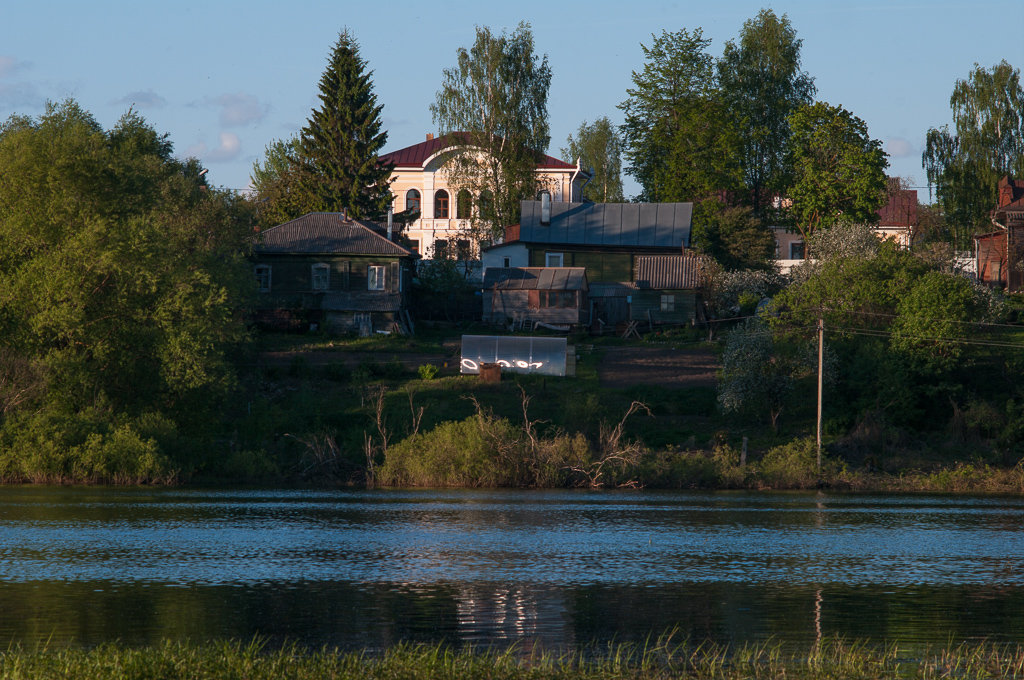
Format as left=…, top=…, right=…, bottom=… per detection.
left=2, top=638, right=1021, bottom=679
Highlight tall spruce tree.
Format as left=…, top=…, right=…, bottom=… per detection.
left=296, top=30, right=392, bottom=219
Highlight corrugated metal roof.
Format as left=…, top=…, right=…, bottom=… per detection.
left=254, top=213, right=415, bottom=257
left=633, top=255, right=707, bottom=289
left=483, top=267, right=588, bottom=291
left=380, top=133, right=575, bottom=170
left=518, top=200, right=692, bottom=248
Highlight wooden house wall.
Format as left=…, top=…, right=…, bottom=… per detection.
left=257, top=254, right=404, bottom=295
left=527, top=249, right=632, bottom=283
left=629, top=290, right=698, bottom=324
left=483, top=289, right=587, bottom=325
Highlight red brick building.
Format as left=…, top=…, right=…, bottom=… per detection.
left=976, top=176, right=1024, bottom=292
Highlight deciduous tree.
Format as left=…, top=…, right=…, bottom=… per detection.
left=250, top=135, right=304, bottom=227
left=718, top=9, right=815, bottom=214
left=619, top=28, right=742, bottom=203
left=787, top=102, right=888, bottom=242
left=431, top=22, right=552, bottom=240
left=923, top=60, right=1024, bottom=243
left=561, top=117, right=624, bottom=202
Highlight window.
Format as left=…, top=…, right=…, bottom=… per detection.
left=456, top=189, right=472, bottom=219
left=537, top=189, right=551, bottom=200
left=406, top=188, right=421, bottom=213
left=433, top=239, right=449, bottom=259
left=456, top=239, right=471, bottom=261
left=434, top=190, right=449, bottom=219
left=539, top=290, right=576, bottom=308
left=790, top=242, right=805, bottom=260
left=311, top=263, right=330, bottom=291
left=660, top=294, right=675, bottom=312
left=255, top=265, right=271, bottom=293
left=478, top=190, right=494, bottom=221
left=408, top=239, right=420, bottom=254
left=545, top=252, right=564, bottom=267
left=502, top=256, right=511, bottom=268
left=368, top=265, right=386, bottom=291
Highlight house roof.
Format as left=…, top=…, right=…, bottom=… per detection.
left=634, top=255, right=706, bottom=289
left=380, top=133, right=577, bottom=171
left=877, top=188, right=917, bottom=227
left=483, top=266, right=588, bottom=291
left=515, top=200, right=693, bottom=249
left=254, top=213, right=415, bottom=257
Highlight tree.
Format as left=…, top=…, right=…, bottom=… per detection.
left=431, top=22, right=552, bottom=240
left=718, top=9, right=815, bottom=214
left=250, top=135, right=304, bottom=227
left=619, top=28, right=742, bottom=203
left=561, top=117, right=624, bottom=202
left=787, top=102, right=888, bottom=242
left=691, top=203, right=776, bottom=271
left=0, top=100, right=251, bottom=436
left=294, top=30, right=393, bottom=219
left=923, top=60, right=1024, bottom=244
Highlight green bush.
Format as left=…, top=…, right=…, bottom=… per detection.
left=417, top=363, right=440, bottom=380
left=755, top=437, right=822, bottom=488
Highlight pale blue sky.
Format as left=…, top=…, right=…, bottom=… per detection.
left=2, top=1, right=1021, bottom=200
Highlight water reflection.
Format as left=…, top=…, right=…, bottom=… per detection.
left=0, top=488, right=1023, bottom=649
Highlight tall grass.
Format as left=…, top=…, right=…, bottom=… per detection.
left=3, top=637, right=1024, bottom=679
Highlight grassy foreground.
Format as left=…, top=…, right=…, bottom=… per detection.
left=3, top=638, right=1024, bottom=680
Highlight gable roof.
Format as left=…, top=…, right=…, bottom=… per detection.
left=254, top=213, right=415, bottom=257
left=634, top=255, right=706, bottom=289
left=380, top=133, right=576, bottom=171
left=877, top=188, right=917, bottom=227
left=515, top=200, right=693, bottom=249
left=483, top=266, right=588, bottom=291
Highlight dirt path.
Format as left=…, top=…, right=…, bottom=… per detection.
left=596, top=345, right=719, bottom=389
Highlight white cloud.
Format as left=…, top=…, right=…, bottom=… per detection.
left=886, top=137, right=915, bottom=158
left=0, top=56, right=27, bottom=79
left=207, top=92, right=268, bottom=127
left=186, top=132, right=242, bottom=163
left=116, top=90, right=168, bottom=109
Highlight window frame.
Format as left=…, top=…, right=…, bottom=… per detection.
left=405, top=188, right=421, bottom=213
left=660, top=294, right=675, bottom=312
left=545, top=252, right=564, bottom=267
left=367, top=265, right=386, bottom=291
left=434, top=190, right=449, bottom=219
left=255, top=264, right=271, bottom=293
left=311, top=263, right=330, bottom=291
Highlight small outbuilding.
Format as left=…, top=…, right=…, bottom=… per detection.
left=482, top=266, right=589, bottom=329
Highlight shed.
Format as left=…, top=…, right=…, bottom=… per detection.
left=482, top=267, right=589, bottom=328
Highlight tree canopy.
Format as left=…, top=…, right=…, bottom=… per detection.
left=561, top=117, right=624, bottom=202
left=718, top=9, right=815, bottom=214
left=431, top=22, right=552, bottom=240
left=0, top=100, right=252, bottom=476
left=923, top=60, right=1024, bottom=242
left=786, top=101, right=888, bottom=242
left=619, top=28, right=742, bottom=203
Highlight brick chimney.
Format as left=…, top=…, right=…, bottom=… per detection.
left=999, top=176, right=1014, bottom=207
left=426, top=133, right=434, bottom=141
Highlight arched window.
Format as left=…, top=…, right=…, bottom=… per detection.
left=434, top=190, right=449, bottom=219
left=456, top=189, right=473, bottom=219
left=537, top=189, right=551, bottom=200
left=405, top=188, right=421, bottom=213
left=478, top=190, right=494, bottom=221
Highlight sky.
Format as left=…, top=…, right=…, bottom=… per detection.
left=2, top=1, right=1021, bottom=201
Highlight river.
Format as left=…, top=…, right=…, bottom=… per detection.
left=1, top=487, right=1022, bottom=650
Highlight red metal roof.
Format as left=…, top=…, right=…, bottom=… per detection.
left=877, top=188, right=917, bottom=227
left=380, top=133, right=576, bottom=170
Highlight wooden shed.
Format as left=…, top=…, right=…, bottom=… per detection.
left=482, top=267, right=589, bottom=329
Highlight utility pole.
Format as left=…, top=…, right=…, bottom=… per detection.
left=816, top=315, right=824, bottom=474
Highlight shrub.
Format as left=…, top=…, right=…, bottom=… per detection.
left=417, top=363, right=440, bottom=380
left=755, top=437, right=821, bottom=488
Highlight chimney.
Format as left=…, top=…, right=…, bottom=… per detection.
left=387, top=205, right=393, bottom=241
left=426, top=133, right=434, bottom=141
left=540, top=191, right=551, bottom=226
left=999, top=176, right=1013, bottom=207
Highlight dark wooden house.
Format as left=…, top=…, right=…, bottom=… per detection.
left=482, top=267, right=589, bottom=329
left=252, top=212, right=417, bottom=334
left=482, top=200, right=703, bottom=327
left=976, top=176, right=1024, bottom=292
